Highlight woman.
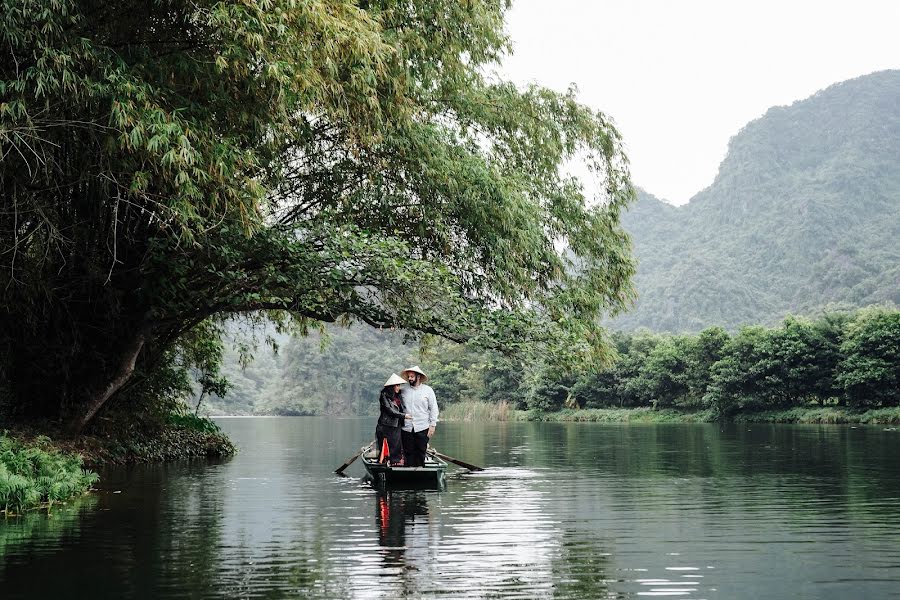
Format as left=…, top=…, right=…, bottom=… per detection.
left=376, top=373, right=411, bottom=466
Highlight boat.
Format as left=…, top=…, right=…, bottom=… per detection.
left=360, top=443, right=448, bottom=489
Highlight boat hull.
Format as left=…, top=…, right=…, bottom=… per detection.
left=361, top=456, right=447, bottom=489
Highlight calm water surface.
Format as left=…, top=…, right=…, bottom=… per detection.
left=2, top=418, right=900, bottom=599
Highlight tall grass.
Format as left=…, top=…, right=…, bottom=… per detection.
left=731, top=406, right=900, bottom=424
left=440, top=403, right=900, bottom=424
left=518, top=407, right=716, bottom=423
left=0, top=434, right=99, bottom=516
left=440, top=400, right=512, bottom=421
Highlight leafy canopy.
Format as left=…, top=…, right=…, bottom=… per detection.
left=0, top=0, right=634, bottom=425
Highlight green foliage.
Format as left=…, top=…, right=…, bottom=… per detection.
left=617, top=70, right=900, bottom=332
left=479, top=357, right=528, bottom=407
left=525, top=368, right=577, bottom=412
left=570, top=333, right=658, bottom=408
left=837, top=308, right=900, bottom=407
left=704, top=326, right=781, bottom=416
left=1, top=0, right=635, bottom=431
left=511, top=405, right=900, bottom=424
left=0, top=435, right=98, bottom=515
left=100, top=427, right=235, bottom=464
left=167, top=413, right=222, bottom=435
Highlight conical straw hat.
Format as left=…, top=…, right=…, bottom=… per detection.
left=383, top=373, right=406, bottom=387
left=400, top=365, right=427, bottom=382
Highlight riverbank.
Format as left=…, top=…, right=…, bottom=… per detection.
left=6, top=414, right=236, bottom=468
left=440, top=402, right=900, bottom=424
left=75, top=424, right=238, bottom=466
left=1, top=416, right=234, bottom=515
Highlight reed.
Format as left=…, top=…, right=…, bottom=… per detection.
left=519, top=407, right=716, bottom=423
left=732, top=406, right=900, bottom=424
left=0, top=434, right=99, bottom=516
left=440, top=400, right=512, bottom=422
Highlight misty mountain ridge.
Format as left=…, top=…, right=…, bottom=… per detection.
left=616, top=69, right=900, bottom=332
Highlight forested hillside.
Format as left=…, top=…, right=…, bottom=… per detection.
left=616, top=70, right=900, bottom=332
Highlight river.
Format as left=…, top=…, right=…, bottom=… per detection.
left=2, top=418, right=900, bottom=598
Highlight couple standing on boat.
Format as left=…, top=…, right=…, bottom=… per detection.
left=376, top=366, right=439, bottom=468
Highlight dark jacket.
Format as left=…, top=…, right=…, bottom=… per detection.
left=377, top=388, right=406, bottom=428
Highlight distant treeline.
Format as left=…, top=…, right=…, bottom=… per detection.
left=204, top=308, right=898, bottom=418
left=426, top=307, right=899, bottom=417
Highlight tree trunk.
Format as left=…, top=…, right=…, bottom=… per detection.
left=194, top=390, right=207, bottom=416
left=66, top=329, right=147, bottom=436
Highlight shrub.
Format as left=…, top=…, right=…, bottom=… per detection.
left=0, top=435, right=99, bottom=515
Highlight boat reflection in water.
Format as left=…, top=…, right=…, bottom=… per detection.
left=375, top=490, right=431, bottom=558
left=337, top=489, right=439, bottom=596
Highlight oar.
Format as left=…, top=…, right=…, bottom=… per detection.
left=428, top=449, right=484, bottom=471
left=335, top=441, right=374, bottom=475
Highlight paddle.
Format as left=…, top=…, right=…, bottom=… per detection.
left=335, top=441, right=374, bottom=475
left=428, top=449, right=484, bottom=472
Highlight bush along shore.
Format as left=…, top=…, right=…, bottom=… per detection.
left=5, top=413, right=235, bottom=467
left=54, top=413, right=236, bottom=466
left=1, top=413, right=234, bottom=516
left=0, top=434, right=99, bottom=516
left=440, top=403, right=900, bottom=424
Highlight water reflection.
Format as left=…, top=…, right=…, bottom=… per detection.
left=1, top=419, right=899, bottom=599
left=0, top=493, right=97, bottom=572
left=344, top=469, right=565, bottom=599
left=442, top=470, right=561, bottom=597
left=370, top=491, right=434, bottom=595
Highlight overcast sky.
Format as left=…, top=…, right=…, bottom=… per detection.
left=501, top=0, right=900, bottom=205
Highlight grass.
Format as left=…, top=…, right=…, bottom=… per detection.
left=168, top=411, right=227, bottom=435
left=440, top=400, right=513, bottom=421
left=731, top=406, right=900, bottom=424
left=440, top=402, right=900, bottom=425
left=0, top=434, right=99, bottom=516
left=513, top=407, right=716, bottom=423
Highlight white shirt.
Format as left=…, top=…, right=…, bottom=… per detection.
left=400, top=383, right=439, bottom=432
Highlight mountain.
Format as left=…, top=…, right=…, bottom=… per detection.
left=616, top=70, right=900, bottom=332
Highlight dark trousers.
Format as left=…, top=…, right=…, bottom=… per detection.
left=401, top=429, right=430, bottom=467
left=375, top=424, right=403, bottom=464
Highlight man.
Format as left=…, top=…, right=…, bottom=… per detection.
left=399, top=365, right=439, bottom=467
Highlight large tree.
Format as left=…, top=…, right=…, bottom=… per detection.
left=0, top=0, right=635, bottom=433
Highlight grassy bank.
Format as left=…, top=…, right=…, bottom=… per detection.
left=439, top=402, right=900, bottom=424
left=7, top=413, right=235, bottom=468
left=84, top=425, right=237, bottom=465
left=0, top=434, right=98, bottom=516
left=1, top=415, right=234, bottom=516
left=68, top=414, right=236, bottom=466
left=729, top=407, right=900, bottom=424
left=516, top=407, right=716, bottom=423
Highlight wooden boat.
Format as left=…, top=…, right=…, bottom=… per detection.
left=360, top=443, right=448, bottom=489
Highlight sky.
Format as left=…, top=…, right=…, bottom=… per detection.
left=501, top=0, right=900, bottom=205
